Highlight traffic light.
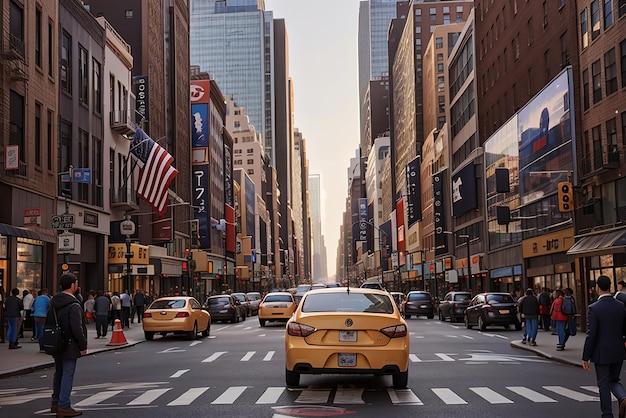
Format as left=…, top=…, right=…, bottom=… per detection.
left=558, top=181, right=574, bottom=212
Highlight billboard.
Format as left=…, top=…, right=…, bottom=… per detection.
left=406, top=155, right=422, bottom=226
left=452, top=162, right=477, bottom=216
left=433, top=169, right=448, bottom=256
left=193, top=164, right=211, bottom=249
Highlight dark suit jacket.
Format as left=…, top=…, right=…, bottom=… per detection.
left=583, top=294, right=626, bottom=364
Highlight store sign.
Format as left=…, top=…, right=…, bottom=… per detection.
left=108, top=243, right=149, bottom=264
left=24, top=208, right=41, bottom=226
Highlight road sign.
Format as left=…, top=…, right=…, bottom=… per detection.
left=52, top=214, right=75, bottom=230
left=58, top=232, right=75, bottom=253
left=73, top=168, right=91, bottom=184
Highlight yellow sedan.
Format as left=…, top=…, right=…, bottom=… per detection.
left=285, top=287, right=409, bottom=388
left=258, top=292, right=297, bottom=327
left=142, top=296, right=211, bottom=340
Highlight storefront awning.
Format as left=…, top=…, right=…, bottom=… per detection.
left=566, top=228, right=626, bottom=256
left=0, top=223, right=57, bottom=243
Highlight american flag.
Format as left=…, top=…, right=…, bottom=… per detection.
left=130, top=128, right=178, bottom=216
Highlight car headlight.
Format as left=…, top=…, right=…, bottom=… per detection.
left=287, top=322, right=316, bottom=337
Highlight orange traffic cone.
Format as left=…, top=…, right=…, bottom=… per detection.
left=107, top=319, right=128, bottom=346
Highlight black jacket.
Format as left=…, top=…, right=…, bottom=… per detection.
left=47, top=292, right=87, bottom=359
left=518, top=294, right=540, bottom=317
left=4, top=295, right=23, bottom=318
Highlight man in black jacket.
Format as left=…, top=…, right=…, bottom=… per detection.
left=4, top=288, right=23, bottom=349
left=48, top=273, right=87, bottom=417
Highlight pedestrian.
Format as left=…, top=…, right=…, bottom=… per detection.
left=615, top=281, right=626, bottom=306
left=550, top=289, right=568, bottom=351
left=518, top=288, right=540, bottom=346
left=133, top=289, right=145, bottom=324
left=110, top=291, right=121, bottom=331
left=31, top=288, right=51, bottom=351
left=120, top=290, right=131, bottom=328
left=582, top=275, right=626, bottom=418
left=83, top=290, right=96, bottom=325
left=22, top=289, right=34, bottom=338
left=47, top=272, right=87, bottom=417
left=563, top=287, right=577, bottom=347
left=0, top=285, right=5, bottom=343
left=4, top=288, right=23, bottom=349
left=538, top=287, right=552, bottom=331
left=93, top=291, right=110, bottom=339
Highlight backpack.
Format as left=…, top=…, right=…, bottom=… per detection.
left=562, top=296, right=576, bottom=316
left=40, top=307, right=66, bottom=356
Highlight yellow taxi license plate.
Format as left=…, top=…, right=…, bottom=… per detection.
left=338, top=353, right=356, bottom=367
left=339, top=330, right=357, bottom=342
left=500, top=310, right=510, bottom=314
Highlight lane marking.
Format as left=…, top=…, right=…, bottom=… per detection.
left=212, top=386, right=248, bottom=404
left=128, top=388, right=172, bottom=405
left=158, top=347, right=185, bottom=353
left=190, top=341, right=202, bottom=347
left=241, top=351, right=256, bottom=361
left=263, top=351, right=275, bottom=361
left=74, top=390, right=122, bottom=406
left=580, top=386, right=617, bottom=401
left=256, top=387, right=285, bottom=404
left=470, top=387, right=513, bottom=404
left=461, top=335, right=474, bottom=339
left=333, top=387, right=365, bottom=404
left=170, top=369, right=189, bottom=378
left=409, top=354, right=421, bottom=362
left=295, top=388, right=332, bottom=404
left=167, top=387, right=210, bottom=406
left=543, top=386, right=599, bottom=401
left=434, top=353, right=455, bottom=362
left=506, top=386, right=557, bottom=402
left=432, top=388, right=467, bottom=405
left=202, top=351, right=227, bottom=362
left=387, top=388, right=423, bottom=405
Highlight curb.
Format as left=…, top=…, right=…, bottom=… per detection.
left=510, top=341, right=581, bottom=368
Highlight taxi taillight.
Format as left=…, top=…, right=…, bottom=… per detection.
left=143, top=312, right=152, bottom=318
left=175, top=312, right=190, bottom=318
left=380, top=324, right=407, bottom=338
left=287, top=322, right=316, bottom=337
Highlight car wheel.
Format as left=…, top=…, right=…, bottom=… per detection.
left=286, top=369, right=300, bottom=387
left=202, top=322, right=210, bottom=337
left=478, top=316, right=487, bottom=331
left=144, top=331, right=154, bottom=340
left=438, top=310, right=445, bottom=321
left=259, top=319, right=266, bottom=327
left=187, top=322, right=198, bottom=340
left=392, top=370, right=408, bottom=389
left=465, top=315, right=473, bottom=329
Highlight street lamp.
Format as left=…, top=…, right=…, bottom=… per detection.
left=120, top=216, right=135, bottom=295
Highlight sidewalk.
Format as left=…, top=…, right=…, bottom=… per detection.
left=510, top=328, right=584, bottom=368
left=0, top=321, right=146, bottom=379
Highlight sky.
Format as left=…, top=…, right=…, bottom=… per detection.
left=265, top=0, right=362, bottom=279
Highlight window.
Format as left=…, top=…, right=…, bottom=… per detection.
left=582, top=69, right=590, bottom=110
left=234, top=120, right=241, bottom=128
left=35, top=8, right=42, bottom=67
left=92, top=137, right=102, bottom=207
left=437, top=53, right=443, bottom=61
left=430, top=7, right=437, bottom=21
left=542, top=0, right=548, bottom=28
left=9, top=0, right=24, bottom=58
left=621, top=39, right=626, bottom=88
left=605, top=49, right=617, bottom=95
left=436, top=37, right=443, bottom=49
left=61, top=31, right=72, bottom=93
left=79, top=46, right=89, bottom=104
left=581, top=9, right=589, bottom=49
left=59, top=121, right=72, bottom=196
left=47, top=110, right=53, bottom=171
left=604, top=0, right=614, bottom=28
left=92, top=59, right=101, bottom=114
left=607, top=118, right=617, bottom=146
left=247, top=169, right=254, bottom=175
left=246, top=148, right=253, bottom=154
left=620, top=0, right=626, bottom=17
left=247, top=159, right=254, bottom=164
left=48, top=21, right=53, bottom=77
left=591, top=1, right=600, bottom=40
left=437, top=63, right=444, bottom=73
left=125, top=9, right=133, bottom=18
left=78, top=130, right=89, bottom=202
left=35, top=103, right=41, bottom=167
left=592, top=59, right=602, bottom=103
left=560, top=33, right=568, bottom=67
left=9, top=90, right=25, bottom=172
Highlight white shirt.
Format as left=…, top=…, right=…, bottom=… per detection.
left=23, top=293, right=34, bottom=310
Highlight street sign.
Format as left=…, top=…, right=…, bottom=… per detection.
left=52, top=214, right=75, bottom=230
left=58, top=232, right=75, bottom=253
left=73, top=168, right=92, bottom=183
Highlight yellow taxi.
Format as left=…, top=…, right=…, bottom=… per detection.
left=285, top=287, right=409, bottom=388
left=142, top=296, right=211, bottom=340
left=258, top=292, right=297, bottom=327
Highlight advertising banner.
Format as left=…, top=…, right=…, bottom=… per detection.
left=406, top=156, right=422, bottom=226
left=193, top=164, right=211, bottom=249
left=452, top=162, right=477, bottom=216
left=433, top=169, right=448, bottom=256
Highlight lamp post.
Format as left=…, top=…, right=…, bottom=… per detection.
left=120, top=216, right=135, bottom=295
left=458, top=234, right=471, bottom=293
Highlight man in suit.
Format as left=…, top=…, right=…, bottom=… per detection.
left=583, top=275, right=626, bottom=417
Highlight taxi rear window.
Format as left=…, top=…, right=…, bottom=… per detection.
left=302, top=292, right=394, bottom=314
left=150, top=299, right=186, bottom=309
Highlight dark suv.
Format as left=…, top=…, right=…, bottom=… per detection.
left=402, top=291, right=435, bottom=319
left=464, top=292, right=522, bottom=331
left=438, top=291, right=472, bottom=323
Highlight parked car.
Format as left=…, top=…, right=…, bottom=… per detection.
left=231, top=292, right=252, bottom=317
left=438, top=291, right=472, bottom=322
left=142, top=296, right=211, bottom=341
left=360, top=278, right=385, bottom=291
left=402, top=291, right=435, bottom=319
left=390, top=291, right=406, bottom=312
left=285, top=287, right=409, bottom=389
left=202, top=295, right=246, bottom=323
left=293, top=284, right=312, bottom=305
left=258, top=292, right=297, bottom=327
left=246, top=292, right=262, bottom=315
left=464, top=292, right=522, bottom=331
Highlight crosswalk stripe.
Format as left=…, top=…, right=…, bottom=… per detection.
left=387, top=388, right=423, bottom=405
left=202, top=351, right=227, bottom=362
left=409, top=354, right=421, bottom=362
left=0, top=391, right=52, bottom=405
left=74, top=390, right=122, bottom=406
left=241, top=351, right=256, bottom=361
left=170, top=369, right=189, bottom=378
left=167, top=387, right=210, bottom=406
left=432, top=388, right=467, bottom=404
left=128, top=388, right=172, bottom=405
left=212, top=386, right=248, bottom=404
left=580, top=386, right=617, bottom=401
left=506, top=386, right=557, bottom=402
left=263, top=351, right=275, bottom=361
left=296, top=388, right=332, bottom=403
left=256, top=387, right=285, bottom=404
left=333, top=387, right=365, bottom=404
left=543, top=386, right=599, bottom=401
left=470, top=387, right=513, bottom=404
left=435, top=353, right=455, bottom=361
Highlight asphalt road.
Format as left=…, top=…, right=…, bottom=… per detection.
left=0, top=316, right=607, bottom=417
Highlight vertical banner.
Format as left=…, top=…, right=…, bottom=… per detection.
left=452, top=162, right=477, bottom=216
left=406, top=155, right=422, bottom=226
left=358, top=198, right=368, bottom=242
left=193, top=164, right=211, bottom=249
left=132, top=76, right=149, bottom=124
left=433, top=169, right=448, bottom=256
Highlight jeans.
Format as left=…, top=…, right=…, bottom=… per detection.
left=564, top=316, right=577, bottom=345
left=6, top=317, right=19, bottom=344
left=555, top=320, right=567, bottom=347
left=594, top=362, right=626, bottom=417
left=135, top=306, right=144, bottom=323
left=524, top=318, right=538, bottom=342
left=52, top=357, right=77, bottom=408
left=122, top=306, right=131, bottom=327
left=33, top=317, right=45, bottom=340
